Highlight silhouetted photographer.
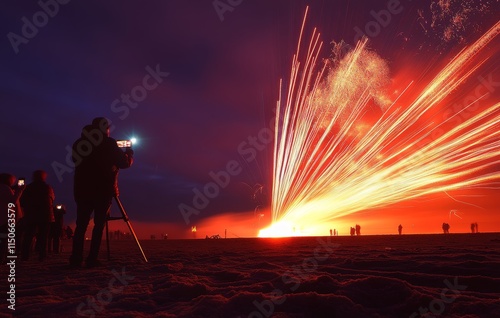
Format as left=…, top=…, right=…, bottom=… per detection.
left=69, top=117, right=133, bottom=268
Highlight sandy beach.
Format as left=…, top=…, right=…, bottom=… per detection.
left=2, top=233, right=499, bottom=317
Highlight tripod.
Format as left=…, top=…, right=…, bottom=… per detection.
left=105, top=195, right=148, bottom=262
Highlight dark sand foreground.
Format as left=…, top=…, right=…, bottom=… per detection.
left=3, top=233, right=500, bottom=317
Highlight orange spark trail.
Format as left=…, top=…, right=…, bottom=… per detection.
left=260, top=13, right=500, bottom=237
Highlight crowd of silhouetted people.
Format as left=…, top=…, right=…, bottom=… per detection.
left=2, top=117, right=134, bottom=268
left=0, top=170, right=74, bottom=263
left=349, top=224, right=361, bottom=236
left=324, top=222, right=482, bottom=236
left=109, top=230, right=133, bottom=240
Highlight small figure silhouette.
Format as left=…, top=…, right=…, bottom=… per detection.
left=398, top=224, right=403, bottom=235
left=350, top=227, right=355, bottom=236
left=355, top=224, right=361, bottom=236
left=48, top=204, right=65, bottom=254
left=442, top=222, right=450, bottom=234
left=471, top=223, right=476, bottom=233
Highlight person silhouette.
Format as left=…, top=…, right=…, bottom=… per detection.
left=69, top=118, right=133, bottom=268
left=471, top=223, right=476, bottom=233
left=0, top=173, right=25, bottom=262
left=398, top=224, right=403, bottom=235
left=350, top=227, right=355, bottom=236
left=20, top=170, right=55, bottom=261
left=0, top=173, right=26, bottom=252
left=442, top=222, right=450, bottom=234
left=48, top=204, right=65, bottom=253
left=355, top=224, right=361, bottom=236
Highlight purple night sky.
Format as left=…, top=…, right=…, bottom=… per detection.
left=1, top=0, right=498, bottom=234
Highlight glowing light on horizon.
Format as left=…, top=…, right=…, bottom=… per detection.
left=259, top=10, right=500, bottom=238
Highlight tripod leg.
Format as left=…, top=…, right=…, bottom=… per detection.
left=114, top=196, right=148, bottom=262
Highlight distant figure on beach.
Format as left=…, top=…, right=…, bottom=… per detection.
left=398, top=224, right=403, bottom=235
left=355, top=224, right=361, bottom=236
left=20, top=170, right=55, bottom=261
left=350, top=227, right=355, bottom=236
left=442, top=222, right=450, bottom=234
left=471, top=223, right=476, bottom=233
left=330, top=229, right=333, bottom=236
left=334, top=229, right=337, bottom=236
left=48, top=204, right=65, bottom=253
left=65, top=225, right=73, bottom=239
left=69, top=118, right=133, bottom=268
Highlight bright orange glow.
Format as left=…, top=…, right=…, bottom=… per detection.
left=260, top=10, right=500, bottom=238
left=196, top=211, right=262, bottom=238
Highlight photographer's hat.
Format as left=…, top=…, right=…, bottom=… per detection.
left=92, top=117, right=110, bottom=132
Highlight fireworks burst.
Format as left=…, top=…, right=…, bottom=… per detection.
left=259, top=9, right=500, bottom=237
